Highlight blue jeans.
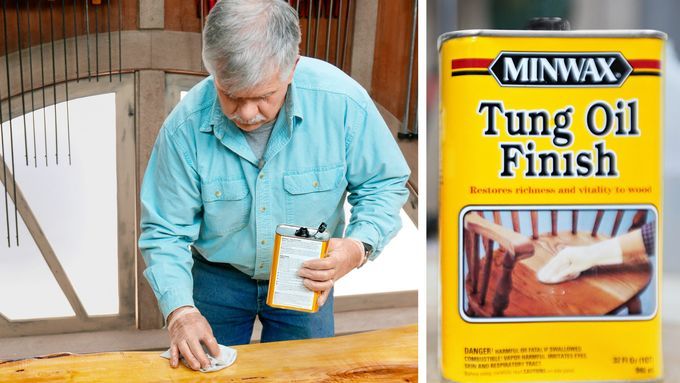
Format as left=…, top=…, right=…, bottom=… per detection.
left=191, top=253, right=335, bottom=346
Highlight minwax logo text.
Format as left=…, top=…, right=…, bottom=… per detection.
left=489, top=52, right=632, bottom=87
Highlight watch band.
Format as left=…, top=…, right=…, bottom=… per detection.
left=357, top=242, right=373, bottom=268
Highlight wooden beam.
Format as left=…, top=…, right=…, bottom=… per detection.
left=113, top=78, right=140, bottom=326
left=135, top=70, right=166, bottom=329
left=139, top=0, right=164, bottom=30
left=0, top=154, right=87, bottom=320
left=0, top=314, right=133, bottom=338
left=0, top=325, right=418, bottom=382
left=334, top=290, right=417, bottom=312
left=0, top=305, right=416, bottom=359
left=349, top=0, right=377, bottom=90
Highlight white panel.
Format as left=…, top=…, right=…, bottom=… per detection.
left=0, top=198, right=74, bottom=320
left=335, top=202, right=419, bottom=296
left=0, top=93, right=119, bottom=318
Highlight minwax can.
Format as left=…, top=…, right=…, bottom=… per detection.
left=439, top=28, right=666, bottom=382
left=267, top=223, right=330, bottom=313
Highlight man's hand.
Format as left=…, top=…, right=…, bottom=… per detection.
left=167, top=306, right=221, bottom=370
left=297, top=238, right=364, bottom=306
left=537, top=238, right=623, bottom=284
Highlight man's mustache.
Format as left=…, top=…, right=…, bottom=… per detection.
left=229, top=114, right=267, bottom=125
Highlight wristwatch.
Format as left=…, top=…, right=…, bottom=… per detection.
left=357, top=242, right=373, bottom=268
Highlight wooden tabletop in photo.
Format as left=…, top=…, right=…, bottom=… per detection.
left=0, top=325, right=417, bottom=383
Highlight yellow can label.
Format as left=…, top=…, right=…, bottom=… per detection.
left=440, top=32, right=664, bottom=383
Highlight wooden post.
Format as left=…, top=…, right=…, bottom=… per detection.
left=464, top=228, right=474, bottom=288
left=492, top=251, right=514, bottom=317
left=551, top=211, right=558, bottom=236
left=471, top=233, right=480, bottom=294
left=626, top=296, right=642, bottom=315
left=611, top=210, right=624, bottom=237
left=629, top=210, right=648, bottom=231
left=530, top=211, right=538, bottom=239
left=572, top=210, right=578, bottom=234
left=511, top=211, right=520, bottom=232
left=479, top=238, right=494, bottom=306
left=136, top=70, right=166, bottom=329
left=592, top=210, right=604, bottom=237
left=493, top=211, right=502, bottom=225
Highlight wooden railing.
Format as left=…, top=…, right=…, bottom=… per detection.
left=291, top=0, right=355, bottom=73
left=463, top=212, right=534, bottom=317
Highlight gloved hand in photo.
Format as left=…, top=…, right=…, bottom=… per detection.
left=537, top=221, right=655, bottom=284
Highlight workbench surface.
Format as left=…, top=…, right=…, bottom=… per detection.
left=0, top=325, right=417, bottom=382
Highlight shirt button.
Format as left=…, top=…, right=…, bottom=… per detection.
left=260, top=207, right=266, bottom=212
left=259, top=173, right=265, bottom=179
left=259, top=263, right=264, bottom=269
left=312, top=181, right=319, bottom=187
left=215, top=191, right=222, bottom=197
left=260, top=240, right=266, bottom=245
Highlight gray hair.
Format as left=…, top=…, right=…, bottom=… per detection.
left=202, top=0, right=301, bottom=93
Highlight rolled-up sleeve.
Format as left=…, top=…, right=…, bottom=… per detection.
left=138, top=125, right=202, bottom=320
left=343, top=97, right=411, bottom=259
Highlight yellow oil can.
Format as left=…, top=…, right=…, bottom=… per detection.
left=439, top=28, right=665, bottom=382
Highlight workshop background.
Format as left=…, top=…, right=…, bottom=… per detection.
left=427, top=0, right=680, bottom=381
left=0, top=0, right=419, bottom=358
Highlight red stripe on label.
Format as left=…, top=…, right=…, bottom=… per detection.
left=629, top=59, right=661, bottom=70
left=451, top=58, right=493, bottom=70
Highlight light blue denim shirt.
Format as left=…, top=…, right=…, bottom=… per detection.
left=139, top=57, right=410, bottom=319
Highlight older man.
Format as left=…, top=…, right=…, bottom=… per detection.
left=139, top=0, right=410, bottom=371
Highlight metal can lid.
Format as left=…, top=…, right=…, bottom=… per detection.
left=527, top=17, right=571, bottom=31
left=438, top=29, right=667, bottom=51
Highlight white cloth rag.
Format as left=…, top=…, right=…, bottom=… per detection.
left=160, top=344, right=237, bottom=373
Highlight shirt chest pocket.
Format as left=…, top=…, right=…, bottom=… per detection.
left=283, top=165, right=348, bottom=227
left=201, top=179, right=251, bottom=236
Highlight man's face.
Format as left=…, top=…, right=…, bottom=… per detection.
left=214, top=65, right=295, bottom=132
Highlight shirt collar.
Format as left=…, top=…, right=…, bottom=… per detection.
left=202, top=81, right=221, bottom=133
left=285, top=77, right=304, bottom=124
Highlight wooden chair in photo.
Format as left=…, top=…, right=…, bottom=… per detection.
left=463, top=210, right=652, bottom=318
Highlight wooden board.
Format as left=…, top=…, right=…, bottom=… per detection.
left=467, top=231, right=652, bottom=317
left=371, top=0, right=417, bottom=127
left=0, top=325, right=417, bottom=383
